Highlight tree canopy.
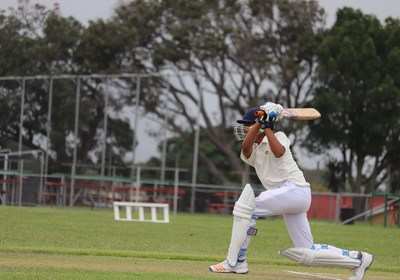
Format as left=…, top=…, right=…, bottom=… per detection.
left=111, top=0, right=325, bottom=183
left=0, top=0, right=325, bottom=183
left=0, top=2, right=399, bottom=192
left=308, top=8, right=400, bottom=193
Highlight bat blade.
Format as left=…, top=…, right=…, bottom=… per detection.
left=281, top=108, right=321, bottom=121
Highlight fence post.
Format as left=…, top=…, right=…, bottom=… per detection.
left=45, top=78, right=53, bottom=186
left=70, top=77, right=81, bottom=206
left=384, top=193, right=388, bottom=228
left=2, top=154, right=8, bottom=204
left=38, top=152, right=44, bottom=205
left=100, top=78, right=110, bottom=181
left=62, top=175, right=66, bottom=207
left=130, top=77, right=141, bottom=178
left=18, top=79, right=26, bottom=206
left=135, top=166, right=141, bottom=202
left=335, top=193, right=341, bottom=223
left=173, top=168, right=179, bottom=216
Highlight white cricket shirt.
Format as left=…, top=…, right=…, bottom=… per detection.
left=240, top=131, right=309, bottom=189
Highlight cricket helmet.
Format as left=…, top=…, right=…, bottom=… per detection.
left=234, top=107, right=259, bottom=141
left=236, top=107, right=259, bottom=125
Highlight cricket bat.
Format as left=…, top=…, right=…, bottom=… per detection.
left=281, top=108, right=321, bottom=121
left=256, top=108, right=321, bottom=121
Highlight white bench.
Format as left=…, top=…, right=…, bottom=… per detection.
left=113, top=201, right=169, bottom=223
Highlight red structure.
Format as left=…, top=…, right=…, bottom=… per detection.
left=307, top=193, right=395, bottom=222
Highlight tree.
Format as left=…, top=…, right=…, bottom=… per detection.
left=0, top=1, right=326, bottom=183
left=0, top=4, right=138, bottom=173
left=308, top=8, right=400, bottom=193
left=113, top=0, right=325, bottom=183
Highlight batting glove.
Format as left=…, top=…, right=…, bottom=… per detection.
left=256, top=111, right=277, bottom=129
left=259, top=102, right=283, bottom=121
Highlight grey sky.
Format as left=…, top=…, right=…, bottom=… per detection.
left=1, top=1, right=400, bottom=24
left=0, top=0, right=119, bottom=23
left=318, top=0, right=400, bottom=25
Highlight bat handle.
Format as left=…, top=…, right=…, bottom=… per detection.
left=255, top=110, right=266, bottom=118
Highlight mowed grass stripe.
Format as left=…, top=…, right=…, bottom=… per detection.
left=0, top=252, right=399, bottom=280
left=0, top=246, right=398, bottom=274
left=0, top=206, right=399, bottom=273
left=0, top=252, right=220, bottom=280
left=0, top=267, right=213, bottom=280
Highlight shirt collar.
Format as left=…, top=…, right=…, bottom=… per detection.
left=261, top=136, right=268, bottom=144
left=254, top=136, right=268, bottom=145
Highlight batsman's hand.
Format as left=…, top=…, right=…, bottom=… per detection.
left=256, top=110, right=275, bottom=129
left=259, top=102, right=283, bottom=121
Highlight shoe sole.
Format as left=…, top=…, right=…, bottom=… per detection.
left=358, top=254, right=374, bottom=280
left=365, top=254, right=374, bottom=272
left=208, top=267, right=248, bottom=274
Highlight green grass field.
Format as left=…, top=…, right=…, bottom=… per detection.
left=0, top=206, right=399, bottom=279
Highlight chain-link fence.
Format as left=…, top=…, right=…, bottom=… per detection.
left=2, top=165, right=398, bottom=226
left=0, top=73, right=251, bottom=212
left=0, top=73, right=398, bottom=226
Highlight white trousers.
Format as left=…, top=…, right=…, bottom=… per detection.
left=253, top=181, right=314, bottom=248
left=231, top=182, right=361, bottom=267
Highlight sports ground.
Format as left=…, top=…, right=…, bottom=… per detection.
left=0, top=207, right=399, bottom=279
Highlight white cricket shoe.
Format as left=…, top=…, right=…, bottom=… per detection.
left=208, top=260, right=248, bottom=274
left=349, top=252, right=374, bottom=280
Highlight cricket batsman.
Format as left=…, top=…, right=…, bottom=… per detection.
left=209, top=102, right=374, bottom=280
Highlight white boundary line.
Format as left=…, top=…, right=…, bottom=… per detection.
left=286, top=270, right=344, bottom=280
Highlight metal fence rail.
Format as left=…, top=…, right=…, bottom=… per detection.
left=1, top=169, right=393, bottom=225
left=0, top=73, right=168, bottom=206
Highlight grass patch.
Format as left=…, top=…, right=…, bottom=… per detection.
left=0, top=267, right=208, bottom=280
left=0, top=206, right=399, bottom=278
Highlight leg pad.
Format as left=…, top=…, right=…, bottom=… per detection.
left=226, top=184, right=256, bottom=266
left=280, top=246, right=361, bottom=269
